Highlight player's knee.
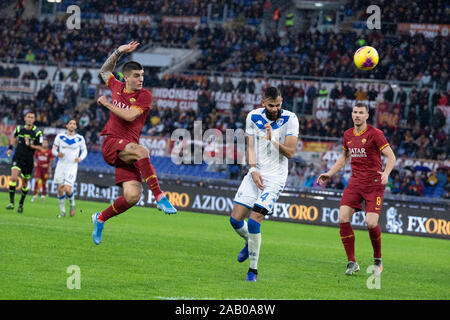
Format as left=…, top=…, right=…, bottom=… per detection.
left=230, top=216, right=246, bottom=230
left=366, top=217, right=378, bottom=229
left=124, top=190, right=141, bottom=205
left=339, top=214, right=351, bottom=223
left=367, top=222, right=378, bottom=229
left=135, top=145, right=149, bottom=160
left=10, top=174, right=18, bottom=182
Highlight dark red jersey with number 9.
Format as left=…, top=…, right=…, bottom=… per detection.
left=342, top=124, right=389, bottom=188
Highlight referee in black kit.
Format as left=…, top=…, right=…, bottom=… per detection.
left=6, top=111, right=43, bottom=213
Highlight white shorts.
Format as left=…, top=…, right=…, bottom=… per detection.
left=233, top=173, right=285, bottom=214
left=54, top=164, right=78, bottom=187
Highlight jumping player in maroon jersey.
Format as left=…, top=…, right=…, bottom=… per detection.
left=317, top=102, right=396, bottom=276
left=92, top=41, right=177, bottom=245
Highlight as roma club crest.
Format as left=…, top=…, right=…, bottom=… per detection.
left=361, top=138, right=367, bottom=144
left=130, top=98, right=136, bottom=103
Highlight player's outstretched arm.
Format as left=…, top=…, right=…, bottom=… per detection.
left=317, top=149, right=350, bottom=185
left=99, top=41, right=140, bottom=83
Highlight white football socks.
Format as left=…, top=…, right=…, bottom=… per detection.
left=248, top=232, right=261, bottom=270
left=235, top=220, right=249, bottom=242
left=67, top=192, right=75, bottom=206
left=58, top=195, right=66, bottom=214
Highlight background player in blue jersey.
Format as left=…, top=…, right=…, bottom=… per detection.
left=52, top=119, right=87, bottom=218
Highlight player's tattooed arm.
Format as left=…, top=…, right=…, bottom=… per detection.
left=100, top=41, right=140, bottom=83
left=99, top=50, right=122, bottom=83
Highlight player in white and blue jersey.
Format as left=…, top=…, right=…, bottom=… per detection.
left=230, top=87, right=299, bottom=281
left=52, top=119, right=87, bottom=218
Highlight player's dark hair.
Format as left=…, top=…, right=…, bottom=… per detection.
left=122, top=61, right=143, bottom=75
left=66, top=118, right=77, bottom=125
left=354, top=102, right=369, bottom=112
left=24, top=111, right=35, bottom=117
left=264, top=87, right=281, bottom=100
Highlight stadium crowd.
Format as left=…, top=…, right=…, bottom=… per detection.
left=354, top=0, right=450, bottom=24
left=0, top=0, right=448, bottom=198
left=1, top=67, right=449, bottom=161
left=286, top=160, right=450, bottom=199
left=1, top=3, right=448, bottom=89
left=58, top=0, right=266, bottom=19
left=1, top=72, right=448, bottom=198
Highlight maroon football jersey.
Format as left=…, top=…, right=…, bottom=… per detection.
left=342, top=124, right=389, bottom=187
left=100, top=75, right=152, bottom=143
left=34, top=149, right=54, bottom=169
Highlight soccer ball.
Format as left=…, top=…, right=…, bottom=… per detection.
left=353, top=46, right=379, bottom=70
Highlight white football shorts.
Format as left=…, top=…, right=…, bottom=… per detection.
left=53, top=164, right=78, bottom=187
left=233, top=173, right=285, bottom=214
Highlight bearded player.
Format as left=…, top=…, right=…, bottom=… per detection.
left=230, top=87, right=299, bottom=281
left=317, top=103, right=396, bottom=276
left=92, top=41, right=177, bottom=245
left=31, top=138, right=54, bottom=203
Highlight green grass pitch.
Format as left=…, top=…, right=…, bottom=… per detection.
left=0, top=192, right=448, bottom=300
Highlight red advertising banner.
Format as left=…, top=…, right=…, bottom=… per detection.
left=397, top=23, right=450, bottom=38
left=376, top=101, right=400, bottom=129
left=298, top=140, right=336, bottom=153
left=152, top=87, right=199, bottom=110
left=151, top=87, right=262, bottom=112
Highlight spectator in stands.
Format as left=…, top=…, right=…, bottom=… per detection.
left=22, top=71, right=37, bottom=80
left=53, top=65, right=65, bottom=82
left=231, top=96, right=244, bottom=120
left=391, top=176, right=402, bottom=194
left=81, top=69, right=93, bottom=84
left=25, top=50, right=35, bottom=63
left=37, top=65, right=48, bottom=80
left=6, top=64, right=20, bottom=78
left=221, top=77, right=234, bottom=93
left=67, top=67, right=79, bottom=83
left=408, top=176, right=424, bottom=196
left=236, top=78, right=247, bottom=93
